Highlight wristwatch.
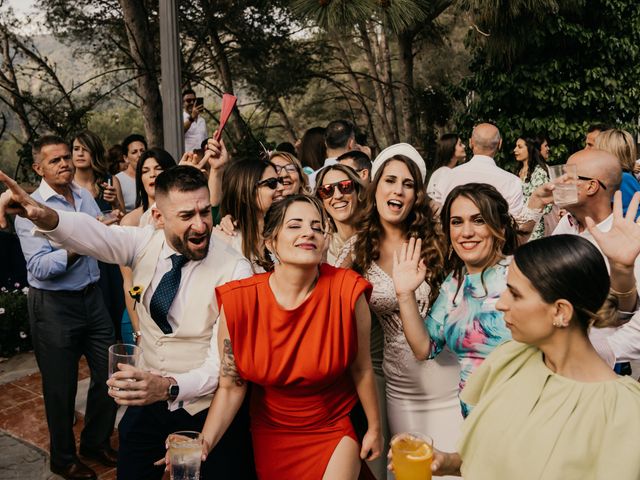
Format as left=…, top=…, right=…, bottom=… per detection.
left=167, top=379, right=179, bottom=401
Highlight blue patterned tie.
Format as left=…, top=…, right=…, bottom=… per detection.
left=149, top=254, right=189, bottom=334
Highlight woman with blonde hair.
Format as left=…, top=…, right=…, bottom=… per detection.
left=595, top=128, right=640, bottom=216
left=269, top=150, right=311, bottom=195
left=314, top=163, right=365, bottom=265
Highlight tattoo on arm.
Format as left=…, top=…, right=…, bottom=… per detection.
left=221, top=338, right=245, bottom=387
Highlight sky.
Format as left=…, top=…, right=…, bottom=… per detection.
left=4, top=0, right=48, bottom=34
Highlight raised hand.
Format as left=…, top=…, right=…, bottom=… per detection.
left=216, top=214, right=237, bottom=237
left=392, top=237, right=427, bottom=297
left=179, top=151, right=208, bottom=172
left=527, top=182, right=555, bottom=210
left=586, top=191, right=640, bottom=268
left=101, top=181, right=117, bottom=204
left=204, top=135, right=229, bottom=171
left=0, top=170, right=56, bottom=229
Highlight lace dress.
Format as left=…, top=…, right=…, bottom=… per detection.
left=337, top=240, right=463, bottom=457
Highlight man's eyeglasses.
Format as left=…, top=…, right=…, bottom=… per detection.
left=577, top=176, right=607, bottom=190
left=274, top=164, right=298, bottom=175
left=256, top=177, right=285, bottom=190
left=317, top=179, right=355, bottom=199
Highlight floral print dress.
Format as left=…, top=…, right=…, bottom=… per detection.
left=522, top=166, right=551, bottom=240
left=426, top=260, right=512, bottom=417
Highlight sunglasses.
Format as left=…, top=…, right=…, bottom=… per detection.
left=577, top=175, right=607, bottom=190
left=317, top=179, right=355, bottom=199
left=256, top=177, right=285, bottom=190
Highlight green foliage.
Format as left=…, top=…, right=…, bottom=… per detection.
left=87, top=107, right=145, bottom=149
left=459, top=0, right=640, bottom=167
left=290, top=0, right=438, bottom=33
left=0, top=285, right=31, bottom=357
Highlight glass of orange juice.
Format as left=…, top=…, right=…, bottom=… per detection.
left=391, top=432, right=433, bottom=480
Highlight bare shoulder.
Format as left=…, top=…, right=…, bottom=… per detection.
left=121, top=207, right=143, bottom=226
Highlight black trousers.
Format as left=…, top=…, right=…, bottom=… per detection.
left=27, top=284, right=117, bottom=468
left=117, top=399, right=256, bottom=480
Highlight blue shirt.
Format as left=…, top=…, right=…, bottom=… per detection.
left=15, top=180, right=101, bottom=291
left=620, top=172, right=640, bottom=219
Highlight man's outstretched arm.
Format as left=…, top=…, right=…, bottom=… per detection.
left=0, top=170, right=150, bottom=267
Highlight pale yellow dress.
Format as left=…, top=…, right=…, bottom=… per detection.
left=458, top=341, right=640, bottom=480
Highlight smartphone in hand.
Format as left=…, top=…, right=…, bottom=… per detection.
left=195, top=97, right=204, bottom=108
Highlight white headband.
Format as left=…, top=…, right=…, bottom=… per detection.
left=371, top=143, right=427, bottom=181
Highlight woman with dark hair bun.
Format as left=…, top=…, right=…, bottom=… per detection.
left=391, top=199, right=640, bottom=479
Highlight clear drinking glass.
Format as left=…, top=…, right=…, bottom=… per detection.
left=108, top=343, right=142, bottom=378
left=548, top=164, right=578, bottom=207
left=168, top=431, right=202, bottom=480
left=391, top=432, right=434, bottom=480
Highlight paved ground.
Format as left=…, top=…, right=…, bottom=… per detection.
left=0, top=353, right=118, bottom=480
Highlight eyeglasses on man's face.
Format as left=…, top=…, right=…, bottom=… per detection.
left=577, top=175, right=607, bottom=190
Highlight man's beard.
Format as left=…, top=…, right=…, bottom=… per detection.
left=167, top=228, right=211, bottom=261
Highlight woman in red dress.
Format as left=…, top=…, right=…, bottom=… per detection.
left=202, top=194, right=382, bottom=479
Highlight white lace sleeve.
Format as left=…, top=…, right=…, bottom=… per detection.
left=335, top=235, right=357, bottom=268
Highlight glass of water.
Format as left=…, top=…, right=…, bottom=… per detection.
left=108, top=343, right=142, bottom=378
left=168, top=431, right=202, bottom=480
left=548, top=164, right=578, bottom=207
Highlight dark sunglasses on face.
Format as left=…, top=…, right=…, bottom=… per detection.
left=317, top=179, right=356, bottom=199
left=256, top=177, right=285, bottom=190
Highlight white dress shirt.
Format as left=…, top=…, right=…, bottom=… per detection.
left=552, top=213, right=640, bottom=363
left=308, top=157, right=338, bottom=188
left=183, top=111, right=208, bottom=153
left=37, top=210, right=252, bottom=410
left=427, top=166, right=452, bottom=203
left=436, top=155, right=524, bottom=217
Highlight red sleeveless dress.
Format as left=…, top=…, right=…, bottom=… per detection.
left=215, top=264, right=372, bottom=479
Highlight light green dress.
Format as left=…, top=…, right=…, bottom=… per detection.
left=522, top=166, right=551, bottom=240
left=458, top=341, right=640, bottom=480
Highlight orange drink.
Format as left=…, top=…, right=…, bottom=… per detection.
left=391, top=433, right=433, bottom=480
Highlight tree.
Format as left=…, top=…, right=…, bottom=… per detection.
left=39, top=0, right=164, bottom=147
left=0, top=2, right=119, bottom=182
left=459, top=0, right=640, bottom=166
left=290, top=0, right=454, bottom=147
